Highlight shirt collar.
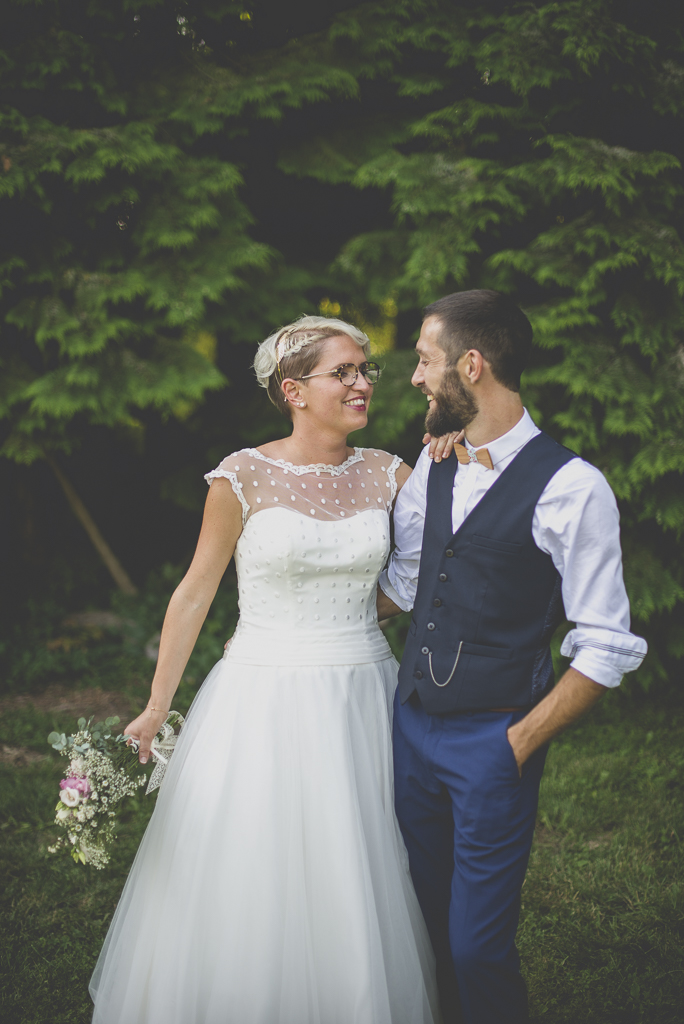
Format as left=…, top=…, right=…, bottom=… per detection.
left=464, top=408, right=539, bottom=469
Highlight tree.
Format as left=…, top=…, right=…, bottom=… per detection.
left=0, top=0, right=359, bottom=585
left=2, top=0, right=682, bottom=686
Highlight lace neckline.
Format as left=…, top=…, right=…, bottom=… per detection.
left=243, top=447, right=365, bottom=477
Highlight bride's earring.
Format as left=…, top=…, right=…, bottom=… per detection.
left=282, top=379, right=306, bottom=408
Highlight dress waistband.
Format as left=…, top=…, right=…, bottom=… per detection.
left=224, top=623, right=394, bottom=666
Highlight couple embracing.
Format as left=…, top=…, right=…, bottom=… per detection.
left=91, top=290, right=646, bottom=1024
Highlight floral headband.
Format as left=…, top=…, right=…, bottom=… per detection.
left=275, top=326, right=319, bottom=380
left=275, top=326, right=301, bottom=366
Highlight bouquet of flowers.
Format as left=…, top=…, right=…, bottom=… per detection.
left=47, top=712, right=184, bottom=869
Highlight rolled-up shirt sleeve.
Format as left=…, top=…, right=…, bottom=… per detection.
left=378, top=448, right=431, bottom=613
left=534, top=460, right=647, bottom=688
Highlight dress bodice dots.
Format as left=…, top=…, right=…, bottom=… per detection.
left=206, top=448, right=402, bottom=666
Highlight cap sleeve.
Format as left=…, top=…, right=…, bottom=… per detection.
left=205, top=453, right=251, bottom=526
left=362, top=448, right=403, bottom=505
left=386, top=453, right=403, bottom=505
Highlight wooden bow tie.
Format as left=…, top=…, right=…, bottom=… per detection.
left=453, top=443, right=493, bottom=470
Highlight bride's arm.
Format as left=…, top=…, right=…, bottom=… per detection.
left=376, top=461, right=413, bottom=620
left=125, top=478, right=244, bottom=762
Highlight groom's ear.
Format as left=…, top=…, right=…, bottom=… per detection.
left=461, top=349, right=485, bottom=384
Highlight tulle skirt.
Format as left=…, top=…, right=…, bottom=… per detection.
left=89, top=651, right=441, bottom=1024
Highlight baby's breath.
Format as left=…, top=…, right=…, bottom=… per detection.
left=47, top=717, right=146, bottom=868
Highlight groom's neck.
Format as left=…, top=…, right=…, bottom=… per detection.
left=464, top=389, right=525, bottom=449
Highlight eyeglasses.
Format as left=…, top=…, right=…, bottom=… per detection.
left=295, top=362, right=381, bottom=386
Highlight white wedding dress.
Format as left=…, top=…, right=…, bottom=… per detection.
left=90, top=447, right=441, bottom=1024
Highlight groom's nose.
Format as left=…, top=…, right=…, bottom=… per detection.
left=411, top=364, right=424, bottom=388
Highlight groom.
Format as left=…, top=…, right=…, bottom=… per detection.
left=377, top=289, right=647, bottom=1024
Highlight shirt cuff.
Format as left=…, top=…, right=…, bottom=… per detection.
left=561, top=628, right=648, bottom=689
left=378, top=571, right=413, bottom=614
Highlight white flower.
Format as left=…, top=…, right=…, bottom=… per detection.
left=56, top=805, right=72, bottom=821
left=60, top=788, right=81, bottom=808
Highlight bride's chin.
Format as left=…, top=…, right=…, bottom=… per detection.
left=345, top=410, right=368, bottom=428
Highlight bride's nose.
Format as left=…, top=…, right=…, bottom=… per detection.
left=351, top=372, right=372, bottom=394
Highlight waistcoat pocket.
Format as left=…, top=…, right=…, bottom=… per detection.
left=460, top=642, right=513, bottom=660
left=471, top=535, right=522, bottom=555
left=456, top=644, right=530, bottom=709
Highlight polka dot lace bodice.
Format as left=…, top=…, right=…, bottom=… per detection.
left=206, top=449, right=402, bottom=666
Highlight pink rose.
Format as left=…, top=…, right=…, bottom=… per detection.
left=60, top=777, right=91, bottom=799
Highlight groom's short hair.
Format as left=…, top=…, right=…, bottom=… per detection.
left=423, top=290, right=532, bottom=392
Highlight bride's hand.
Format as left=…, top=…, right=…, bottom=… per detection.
left=124, top=708, right=168, bottom=764
left=422, top=430, right=465, bottom=462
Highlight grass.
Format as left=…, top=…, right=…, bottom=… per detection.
left=1, top=691, right=682, bottom=1023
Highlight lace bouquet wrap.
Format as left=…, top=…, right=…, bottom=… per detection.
left=47, top=711, right=184, bottom=869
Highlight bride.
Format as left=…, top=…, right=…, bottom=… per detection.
left=90, top=315, right=444, bottom=1024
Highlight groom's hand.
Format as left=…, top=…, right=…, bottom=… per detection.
left=423, top=430, right=465, bottom=462
left=506, top=668, right=605, bottom=774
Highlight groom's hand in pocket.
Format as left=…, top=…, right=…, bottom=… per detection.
left=506, top=668, right=605, bottom=774
left=423, top=430, right=465, bottom=462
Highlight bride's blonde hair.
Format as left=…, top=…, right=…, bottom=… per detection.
left=254, top=315, right=371, bottom=420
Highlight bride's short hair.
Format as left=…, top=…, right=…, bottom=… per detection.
left=254, top=315, right=371, bottom=419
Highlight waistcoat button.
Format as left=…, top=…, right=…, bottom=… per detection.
left=433, top=598, right=442, bottom=607
left=439, top=573, right=447, bottom=582
left=415, top=670, right=423, bottom=680
left=427, top=622, right=435, bottom=630
left=445, top=549, right=454, bottom=557
left=421, top=647, right=429, bottom=655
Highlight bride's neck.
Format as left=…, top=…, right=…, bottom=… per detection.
left=264, top=426, right=352, bottom=467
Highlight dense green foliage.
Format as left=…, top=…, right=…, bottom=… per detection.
left=1, top=8, right=683, bottom=1018
left=0, top=564, right=239, bottom=695
left=1, top=693, right=682, bottom=1023
left=1, top=0, right=683, bottom=685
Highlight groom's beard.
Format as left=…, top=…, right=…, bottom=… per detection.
left=425, top=367, right=479, bottom=435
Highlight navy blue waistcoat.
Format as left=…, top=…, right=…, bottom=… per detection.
left=397, top=432, right=576, bottom=714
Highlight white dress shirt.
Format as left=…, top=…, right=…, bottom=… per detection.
left=379, top=410, right=647, bottom=688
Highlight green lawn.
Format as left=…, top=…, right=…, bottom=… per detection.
left=1, top=691, right=682, bottom=1023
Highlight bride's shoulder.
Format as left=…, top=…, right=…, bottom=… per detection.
left=357, top=449, right=412, bottom=498
left=359, top=447, right=402, bottom=467
left=205, top=450, right=254, bottom=474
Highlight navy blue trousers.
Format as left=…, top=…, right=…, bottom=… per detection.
left=393, top=693, right=547, bottom=1024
